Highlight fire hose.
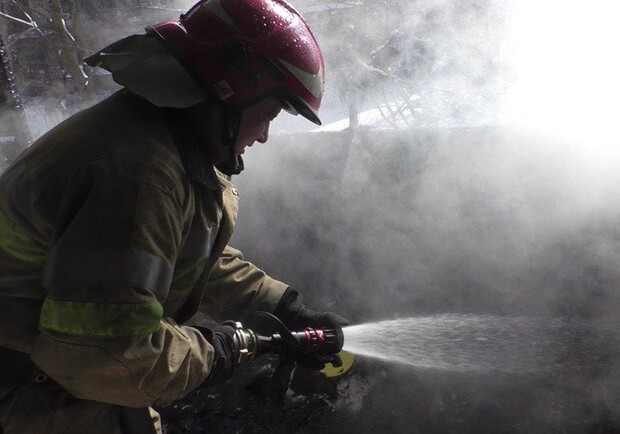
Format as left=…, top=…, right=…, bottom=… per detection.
left=227, top=312, right=348, bottom=402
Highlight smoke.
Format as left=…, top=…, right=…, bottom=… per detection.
left=233, top=127, right=620, bottom=320
left=501, top=0, right=620, bottom=149
left=229, top=1, right=620, bottom=430
left=230, top=0, right=620, bottom=321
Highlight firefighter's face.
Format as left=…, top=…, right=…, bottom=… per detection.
left=234, top=98, right=282, bottom=155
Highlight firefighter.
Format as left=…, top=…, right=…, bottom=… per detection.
left=0, top=0, right=346, bottom=432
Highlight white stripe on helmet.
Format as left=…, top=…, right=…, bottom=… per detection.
left=279, top=58, right=323, bottom=98
left=201, top=0, right=241, bottom=32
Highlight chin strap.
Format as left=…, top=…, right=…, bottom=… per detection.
left=216, top=107, right=244, bottom=176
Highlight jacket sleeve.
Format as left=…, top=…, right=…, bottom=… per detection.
left=200, top=245, right=288, bottom=323
left=29, top=161, right=216, bottom=407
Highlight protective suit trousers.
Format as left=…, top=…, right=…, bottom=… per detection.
left=0, top=379, right=162, bottom=434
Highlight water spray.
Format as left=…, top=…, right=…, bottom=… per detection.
left=232, top=312, right=613, bottom=380
left=341, top=314, right=613, bottom=375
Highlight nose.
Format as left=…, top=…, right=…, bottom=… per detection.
left=257, top=123, right=270, bottom=143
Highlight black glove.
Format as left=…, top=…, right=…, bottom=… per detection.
left=195, top=322, right=237, bottom=388
left=274, top=288, right=349, bottom=370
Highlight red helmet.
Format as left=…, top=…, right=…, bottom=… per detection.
left=147, top=0, right=325, bottom=125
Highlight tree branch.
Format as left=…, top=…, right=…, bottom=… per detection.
left=0, top=10, right=37, bottom=29
left=48, top=0, right=88, bottom=89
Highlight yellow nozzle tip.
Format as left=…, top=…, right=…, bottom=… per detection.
left=320, top=350, right=355, bottom=378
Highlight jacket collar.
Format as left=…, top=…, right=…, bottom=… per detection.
left=164, top=107, right=221, bottom=191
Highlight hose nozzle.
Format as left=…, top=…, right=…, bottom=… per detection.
left=230, top=313, right=344, bottom=365
left=289, top=327, right=343, bottom=355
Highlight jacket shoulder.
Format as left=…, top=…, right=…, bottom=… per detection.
left=17, top=91, right=186, bottom=193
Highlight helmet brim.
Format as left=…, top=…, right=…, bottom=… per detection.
left=282, top=95, right=322, bottom=126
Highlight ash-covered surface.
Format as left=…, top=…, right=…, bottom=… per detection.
left=158, top=356, right=620, bottom=433
left=158, top=358, right=344, bottom=433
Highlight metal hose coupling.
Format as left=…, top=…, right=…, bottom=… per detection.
left=230, top=321, right=259, bottom=366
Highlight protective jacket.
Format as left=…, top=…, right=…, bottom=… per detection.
left=0, top=90, right=287, bottom=407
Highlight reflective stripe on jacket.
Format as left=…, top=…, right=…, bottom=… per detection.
left=0, top=90, right=287, bottom=407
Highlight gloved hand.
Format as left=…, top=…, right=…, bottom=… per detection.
left=274, top=288, right=349, bottom=370
left=195, top=322, right=237, bottom=388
